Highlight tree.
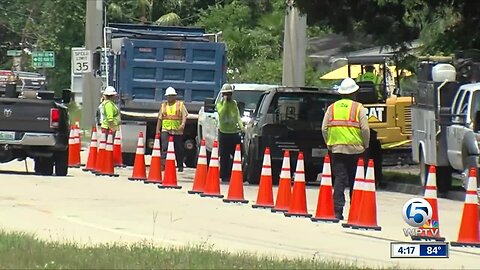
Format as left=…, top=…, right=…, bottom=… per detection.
left=295, top=0, right=480, bottom=55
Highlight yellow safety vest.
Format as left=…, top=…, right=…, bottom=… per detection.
left=162, top=101, right=183, bottom=131
left=326, top=99, right=363, bottom=146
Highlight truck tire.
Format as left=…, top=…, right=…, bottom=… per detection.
left=419, top=150, right=452, bottom=193
left=34, top=157, right=54, bottom=176
left=54, top=150, right=69, bottom=176
left=369, top=140, right=383, bottom=188
left=122, top=153, right=135, bottom=166
left=243, top=146, right=261, bottom=185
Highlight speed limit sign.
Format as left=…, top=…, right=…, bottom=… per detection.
left=71, top=48, right=92, bottom=74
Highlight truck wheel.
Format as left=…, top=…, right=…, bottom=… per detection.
left=54, top=150, right=69, bottom=176
left=419, top=150, right=452, bottom=193
left=370, top=140, right=383, bottom=188
left=122, top=153, right=135, bottom=166
left=34, top=157, right=54, bottom=176
left=436, top=166, right=453, bottom=194
left=243, top=147, right=261, bottom=185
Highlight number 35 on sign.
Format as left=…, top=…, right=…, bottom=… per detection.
left=71, top=49, right=92, bottom=74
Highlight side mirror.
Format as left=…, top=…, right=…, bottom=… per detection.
left=204, top=97, right=216, bottom=113
left=62, top=89, right=72, bottom=104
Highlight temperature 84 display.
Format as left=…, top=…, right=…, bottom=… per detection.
left=391, top=242, right=449, bottom=258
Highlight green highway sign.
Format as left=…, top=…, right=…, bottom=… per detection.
left=32, top=51, right=55, bottom=68
left=7, top=50, right=22, bottom=57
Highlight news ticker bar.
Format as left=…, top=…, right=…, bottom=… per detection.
left=390, top=242, right=449, bottom=258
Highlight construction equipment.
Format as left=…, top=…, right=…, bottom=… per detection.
left=345, top=54, right=413, bottom=166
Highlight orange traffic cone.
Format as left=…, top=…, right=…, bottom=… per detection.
left=113, top=130, right=125, bottom=167
left=311, top=154, right=339, bottom=223
left=342, top=158, right=365, bottom=228
left=271, top=150, right=292, bottom=213
left=350, top=159, right=381, bottom=231
left=158, top=136, right=182, bottom=189
left=75, top=118, right=81, bottom=146
left=412, top=165, right=445, bottom=241
left=82, top=127, right=98, bottom=172
left=93, top=130, right=106, bottom=174
left=145, top=133, right=162, bottom=184
left=97, top=130, right=119, bottom=177
left=252, top=147, right=274, bottom=209
left=223, top=144, right=248, bottom=204
left=188, top=139, right=208, bottom=194
left=285, top=152, right=311, bottom=218
left=128, top=132, right=147, bottom=181
left=68, top=126, right=80, bottom=168
left=200, top=141, right=223, bottom=198
left=451, top=167, right=480, bottom=248
left=74, top=125, right=83, bottom=165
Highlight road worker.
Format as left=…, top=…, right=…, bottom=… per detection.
left=357, top=65, right=382, bottom=99
left=100, top=86, right=121, bottom=134
left=156, top=86, right=188, bottom=172
left=216, top=84, right=245, bottom=182
left=322, top=78, right=370, bottom=220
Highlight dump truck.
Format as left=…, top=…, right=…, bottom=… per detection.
left=411, top=54, right=480, bottom=194
left=103, top=23, right=227, bottom=166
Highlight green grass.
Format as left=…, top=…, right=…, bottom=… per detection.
left=0, top=231, right=373, bottom=270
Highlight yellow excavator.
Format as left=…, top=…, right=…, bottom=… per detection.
left=322, top=54, right=413, bottom=165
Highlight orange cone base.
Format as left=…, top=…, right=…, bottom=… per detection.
left=311, top=217, right=339, bottom=223
left=82, top=168, right=93, bottom=172
left=69, top=165, right=81, bottom=168
left=341, top=223, right=355, bottom=228
left=252, top=204, right=273, bottom=209
left=411, top=235, right=445, bottom=242
left=200, top=193, right=223, bottom=198
left=271, top=208, right=288, bottom=213
left=128, top=177, right=146, bottom=181
left=223, top=198, right=248, bottom=204
left=187, top=190, right=203, bottom=195
left=451, top=241, right=480, bottom=248
left=158, top=185, right=182, bottom=190
left=350, top=224, right=382, bottom=231
left=284, top=212, right=312, bottom=218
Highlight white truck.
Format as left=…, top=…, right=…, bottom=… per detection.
left=197, top=83, right=278, bottom=153
left=411, top=57, right=480, bottom=195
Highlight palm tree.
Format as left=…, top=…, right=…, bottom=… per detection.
left=107, top=0, right=183, bottom=25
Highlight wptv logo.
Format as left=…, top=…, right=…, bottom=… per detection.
left=402, top=198, right=439, bottom=238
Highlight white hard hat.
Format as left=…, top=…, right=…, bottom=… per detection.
left=103, top=86, right=117, bottom=96
left=337, top=78, right=359, bottom=95
left=165, top=86, right=177, bottom=96
left=220, top=84, right=234, bottom=93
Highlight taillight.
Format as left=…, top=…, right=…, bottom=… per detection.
left=50, top=108, right=60, bottom=128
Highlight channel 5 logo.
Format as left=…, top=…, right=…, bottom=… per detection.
left=402, top=198, right=439, bottom=238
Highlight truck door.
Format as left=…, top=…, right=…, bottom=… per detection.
left=446, top=89, right=476, bottom=170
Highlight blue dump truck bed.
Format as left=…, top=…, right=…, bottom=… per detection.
left=110, top=23, right=227, bottom=114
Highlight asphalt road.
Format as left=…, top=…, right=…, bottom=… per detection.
left=0, top=155, right=479, bottom=269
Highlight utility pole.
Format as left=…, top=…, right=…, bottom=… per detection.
left=82, top=0, right=103, bottom=129
left=282, top=0, right=307, bottom=87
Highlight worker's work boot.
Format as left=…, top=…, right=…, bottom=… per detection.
left=335, top=207, right=344, bottom=220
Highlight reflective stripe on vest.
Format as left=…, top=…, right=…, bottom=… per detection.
left=162, top=101, right=183, bottom=130
left=327, top=99, right=363, bottom=146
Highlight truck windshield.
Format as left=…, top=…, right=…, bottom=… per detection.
left=216, top=90, right=265, bottom=111
left=268, top=92, right=338, bottom=129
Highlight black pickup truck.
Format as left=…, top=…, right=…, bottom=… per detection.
left=242, top=87, right=383, bottom=185
left=0, top=74, right=71, bottom=176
